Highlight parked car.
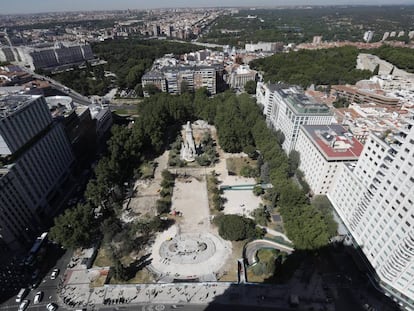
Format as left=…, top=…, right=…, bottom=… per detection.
left=30, top=279, right=41, bottom=289
left=50, top=268, right=59, bottom=280
left=18, top=299, right=29, bottom=311
left=15, top=288, right=29, bottom=303
left=46, top=303, right=58, bottom=311
left=34, top=291, right=43, bottom=304
left=31, top=269, right=40, bottom=280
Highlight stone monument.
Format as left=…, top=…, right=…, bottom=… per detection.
left=180, top=121, right=196, bottom=162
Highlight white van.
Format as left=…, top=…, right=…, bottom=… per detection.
left=15, top=288, right=29, bottom=303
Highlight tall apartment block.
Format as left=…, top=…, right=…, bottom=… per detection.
left=256, top=82, right=334, bottom=152
left=295, top=124, right=363, bottom=195
left=328, top=114, right=414, bottom=310
left=0, top=95, right=74, bottom=256
left=142, top=65, right=218, bottom=96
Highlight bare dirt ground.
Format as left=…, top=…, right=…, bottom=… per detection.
left=171, top=176, right=210, bottom=233
left=220, top=174, right=262, bottom=218
left=121, top=151, right=169, bottom=222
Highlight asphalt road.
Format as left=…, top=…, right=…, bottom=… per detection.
left=1, top=246, right=72, bottom=311
left=22, top=67, right=92, bottom=106
left=99, top=303, right=293, bottom=311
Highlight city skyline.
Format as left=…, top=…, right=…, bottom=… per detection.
left=2, top=0, right=414, bottom=14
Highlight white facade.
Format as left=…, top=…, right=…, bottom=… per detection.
left=227, top=65, right=256, bottom=89
left=0, top=95, right=74, bottom=253
left=328, top=116, right=414, bottom=310
left=256, top=82, right=334, bottom=152
left=245, top=42, right=279, bottom=52
left=295, top=124, right=362, bottom=195
left=363, top=30, right=374, bottom=42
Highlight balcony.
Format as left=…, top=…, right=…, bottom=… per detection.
left=390, top=143, right=401, bottom=152
left=394, top=133, right=406, bottom=144
left=399, top=125, right=410, bottom=135
left=376, top=170, right=386, bottom=179
left=384, top=156, right=394, bottom=164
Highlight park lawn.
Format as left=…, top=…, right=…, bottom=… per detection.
left=206, top=173, right=220, bottom=214
left=247, top=268, right=267, bottom=283
left=114, top=108, right=138, bottom=115
left=93, top=247, right=114, bottom=267
left=226, top=157, right=257, bottom=176
left=257, top=248, right=278, bottom=262
left=109, top=268, right=154, bottom=284
left=90, top=274, right=108, bottom=287
left=246, top=249, right=279, bottom=283
left=140, top=161, right=156, bottom=179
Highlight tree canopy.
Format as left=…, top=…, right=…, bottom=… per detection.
left=49, top=203, right=97, bottom=249
left=369, top=45, right=414, bottom=73
left=214, top=214, right=261, bottom=241
left=250, top=46, right=372, bottom=87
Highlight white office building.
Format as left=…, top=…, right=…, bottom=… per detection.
left=328, top=114, right=414, bottom=310
left=363, top=30, right=375, bottom=43
left=0, top=95, right=74, bottom=254
left=256, top=82, right=334, bottom=152
left=295, top=124, right=363, bottom=195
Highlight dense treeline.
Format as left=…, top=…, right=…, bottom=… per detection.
left=51, top=39, right=201, bottom=96
left=369, top=45, right=414, bottom=73
left=202, top=6, right=414, bottom=45
left=250, top=46, right=372, bottom=87
left=92, top=39, right=201, bottom=89
left=52, top=63, right=111, bottom=96
left=50, top=90, right=335, bottom=251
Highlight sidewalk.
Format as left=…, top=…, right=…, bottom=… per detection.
left=257, top=225, right=292, bottom=244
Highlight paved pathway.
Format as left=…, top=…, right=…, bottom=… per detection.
left=244, top=240, right=294, bottom=266
left=257, top=225, right=292, bottom=244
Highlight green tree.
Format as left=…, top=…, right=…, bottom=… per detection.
left=253, top=185, right=264, bottom=196
left=288, top=150, right=300, bottom=176
left=49, top=203, right=96, bottom=249
left=112, top=258, right=128, bottom=281
left=244, top=80, right=257, bottom=94
left=214, top=214, right=260, bottom=241
left=252, top=205, right=270, bottom=226
left=143, top=83, right=161, bottom=95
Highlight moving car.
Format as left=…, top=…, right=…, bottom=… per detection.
left=34, top=291, right=43, bottom=304
left=50, top=268, right=59, bottom=280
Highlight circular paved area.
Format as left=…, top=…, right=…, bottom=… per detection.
left=160, top=233, right=216, bottom=264
left=149, top=226, right=231, bottom=281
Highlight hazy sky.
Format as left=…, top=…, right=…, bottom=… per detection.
left=1, top=0, right=414, bottom=14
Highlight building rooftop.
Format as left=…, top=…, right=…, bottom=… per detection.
left=0, top=94, right=41, bottom=119
left=301, top=124, right=363, bottom=161
left=282, top=88, right=332, bottom=115
left=142, top=70, right=165, bottom=80
left=263, top=82, right=332, bottom=115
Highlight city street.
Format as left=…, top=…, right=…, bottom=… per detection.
left=1, top=246, right=72, bottom=311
